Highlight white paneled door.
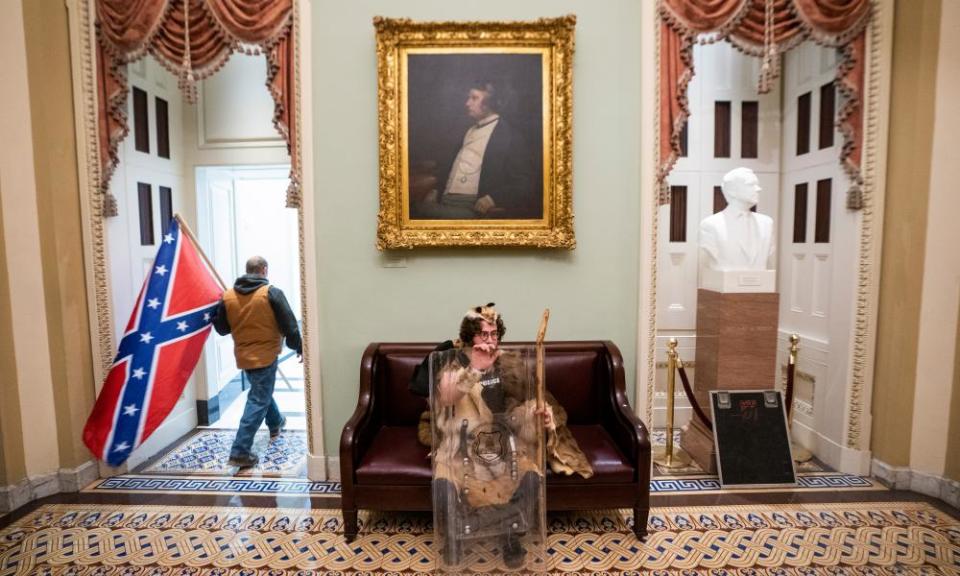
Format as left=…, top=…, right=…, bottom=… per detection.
left=197, top=166, right=298, bottom=413
left=104, top=57, right=192, bottom=470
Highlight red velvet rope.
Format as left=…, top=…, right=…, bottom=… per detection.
left=677, top=361, right=712, bottom=432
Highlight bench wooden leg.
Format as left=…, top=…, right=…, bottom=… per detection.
left=633, top=505, right=649, bottom=540
left=343, top=507, right=358, bottom=542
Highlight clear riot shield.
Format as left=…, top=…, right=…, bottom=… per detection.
left=429, top=346, right=547, bottom=573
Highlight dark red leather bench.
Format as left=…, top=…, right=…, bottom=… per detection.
left=339, top=341, right=651, bottom=541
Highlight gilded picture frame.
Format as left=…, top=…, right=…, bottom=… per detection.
left=375, top=16, right=576, bottom=249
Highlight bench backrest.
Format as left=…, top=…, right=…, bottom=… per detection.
left=367, top=342, right=616, bottom=427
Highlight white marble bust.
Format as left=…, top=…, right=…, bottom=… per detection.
left=699, top=167, right=775, bottom=278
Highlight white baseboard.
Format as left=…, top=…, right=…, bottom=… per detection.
left=837, top=445, right=873, bottom=476
left=31, top=472, right=61, bottom=500
left=784, top=420, right=872, bottom=475
left=652, top=406, right=693, bottom=429
left=0, top=473, right=58, bottom=513
left=0, top=477, right=31, bottom=514
left=307, top=453, right=328, bottom=481
left=0, top=460, right=97, bottom=514
left=871, top=458, right=960, bottom=509
left=305, top=454, right=341, bottom=482
left=59, top=460, right=99, bottom=492
left=326, top=456, right=341, bottom=482
left=870, top=459, right=912, bottom=489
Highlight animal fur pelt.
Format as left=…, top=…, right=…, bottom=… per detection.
left=418, top=350, right=593, bottom=480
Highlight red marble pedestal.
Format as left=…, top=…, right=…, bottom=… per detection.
left=680, top=289, right=779, bottom=474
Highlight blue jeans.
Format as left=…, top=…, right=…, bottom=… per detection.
left=230, top=360, right=283, bottom=459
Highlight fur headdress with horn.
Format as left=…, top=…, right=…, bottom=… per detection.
left=465, top=302, right=499, bottom=324
left=458, top=302, right=506, bottom=345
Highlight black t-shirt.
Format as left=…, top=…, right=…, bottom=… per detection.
left=408, top=340, right=455, bottom=397
left=410, top=341, right=510, bottom=417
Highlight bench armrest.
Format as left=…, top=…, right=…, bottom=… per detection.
left=340, top=342, right=383, bottom=489
left=599, top=341, right=652, bottom=485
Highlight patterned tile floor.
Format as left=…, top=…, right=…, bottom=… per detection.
left=140, top=429, right=308, bottom=477
left=1, top=502, right=958, bottom=575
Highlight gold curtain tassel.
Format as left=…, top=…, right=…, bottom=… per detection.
left=179, top=0, right=198, bottom=103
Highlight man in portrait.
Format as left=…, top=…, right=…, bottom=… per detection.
left=411, top=79, right=541, bottom=220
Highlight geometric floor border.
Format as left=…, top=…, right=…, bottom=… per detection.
left=1, top=502, right=957, bottom=575
left=84, top=475, right=341, bottom=496
left=84, top=472, right=879, bottom=496
left=650, top=472, right=884, bottom=493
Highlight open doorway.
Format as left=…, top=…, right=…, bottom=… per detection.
left=654, top=39, right=857, bottom=476
left=102, top=52, right=307, bottom=478
left=193, top=165, right=307, bottom=477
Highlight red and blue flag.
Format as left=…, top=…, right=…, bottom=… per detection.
left=83, top=218, right=222, bottom=466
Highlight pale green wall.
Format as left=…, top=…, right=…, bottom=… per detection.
left=313, top=0, right=643, bottom=453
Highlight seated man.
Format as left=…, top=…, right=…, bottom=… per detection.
left=409, top=80, right=541, bottom=220
left=410, top=304, right=592, bottom=568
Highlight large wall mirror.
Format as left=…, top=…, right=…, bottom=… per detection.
left=643, top=0, right=892, bottom=475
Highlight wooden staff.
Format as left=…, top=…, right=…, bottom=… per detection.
left=174, top=213, right=227, bottom=291
left=535, top=309, right=550, bottom=470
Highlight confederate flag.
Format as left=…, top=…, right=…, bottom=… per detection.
left=83, top=218, right=222, bottom=466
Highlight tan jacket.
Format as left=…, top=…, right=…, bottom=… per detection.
left=222, top=285, right=282, bottom=369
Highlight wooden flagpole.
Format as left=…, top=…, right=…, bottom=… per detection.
left=175, top=213, right=301, bottom=393
left=174, top=213, right=227, bottom=291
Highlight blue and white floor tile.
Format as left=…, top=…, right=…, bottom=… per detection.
left=142, top=429, right=308, bottom=477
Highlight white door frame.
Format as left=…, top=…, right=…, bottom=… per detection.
left=637, top=0, right=894, bottom=475
left=65, top=0, right=327, bottom=479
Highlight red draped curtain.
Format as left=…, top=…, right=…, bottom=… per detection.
left=95, top=0, right=299, bottom=216
left=658, top=0, right=871, bottom=209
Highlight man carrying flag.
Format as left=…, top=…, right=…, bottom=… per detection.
left=213, top=256, right=302, bottom=469
left=83, top=217, right=223, bottom=467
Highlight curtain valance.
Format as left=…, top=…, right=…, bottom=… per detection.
left=658, top=0, right=870, bottom=208
left=96, top=0, right=299, bottom=216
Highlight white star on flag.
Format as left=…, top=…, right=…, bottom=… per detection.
left=203, top=312, right=210, bottom=322
left=82, top=217, right=223, bottom=468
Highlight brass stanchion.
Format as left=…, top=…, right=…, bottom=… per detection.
left=786, top=334, right=812, bottom=463
left=654, top=338, right=691, bottom=469
left=676, top=349, right=711, bottom=432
